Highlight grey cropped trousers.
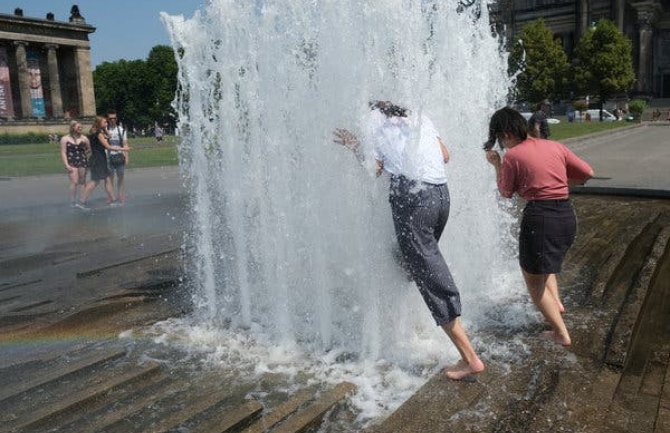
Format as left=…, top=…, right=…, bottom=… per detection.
left=389, top=175, right=462, bottom=326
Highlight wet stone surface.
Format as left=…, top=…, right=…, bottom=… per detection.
left=1, top=194, right=669, bottom=432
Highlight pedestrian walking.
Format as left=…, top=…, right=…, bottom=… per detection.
left=106, top=110, right=130, bottom=203
left=76, top=116, right=131, bottom=209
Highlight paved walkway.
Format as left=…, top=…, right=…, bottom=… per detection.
left=0, top=165, right=182, bottom=211
left=564, top=123, right=670, bottom=193
left=1, top=123, right=667, bottom=213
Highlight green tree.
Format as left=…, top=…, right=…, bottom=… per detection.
left=93, top=45, right=178, bottom=131
left=509, top=19, right=570, bottom=104
left=146, top=45, right=179, bottom=128
left=573, top=19, right=635, bottom=119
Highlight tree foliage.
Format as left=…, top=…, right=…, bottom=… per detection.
left=509, top=19, right=570, bottom=104
left=93, top=45, right=178, bottom=130
left=573, top=19, right=635, bottom=105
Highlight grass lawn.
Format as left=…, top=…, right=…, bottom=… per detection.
left=550, top=120, right=634, bottom=141
left=0, top=136, right=179, bottom=177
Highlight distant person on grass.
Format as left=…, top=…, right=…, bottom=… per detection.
left=154, top=123, right=164, bottom=143
left=60, top=120, right=90, bottom=207
left=106, top=110, right=130, bottom=203
left=76, top=116, right=131, bottom=210
left=528, top=101, right=550, bottom=139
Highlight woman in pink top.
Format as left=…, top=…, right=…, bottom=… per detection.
left=484, top=107, right=593, bottom=347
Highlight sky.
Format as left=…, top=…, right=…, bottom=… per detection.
left=0, top=0, right=204, bottom=67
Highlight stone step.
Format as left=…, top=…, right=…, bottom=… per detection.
left=653, top=361, right=670, bottom=433
left=99, top=385, right=243, bottom=433
left=365, top=370, right=485, bottom=433
left=9, top=362, right=161, bottom=433
left=589, top=214, right=658, bottom=301
left=0, top=348, right=127, bottom=403
left=188, top=400, right=263, bottom=433
left=239, top=388, right=315, bottom=433
left=605, top=225, right=670, bottom=367
left=270, top=382, right=357, bottom=433
left=56, top=373, right=179, bottom=433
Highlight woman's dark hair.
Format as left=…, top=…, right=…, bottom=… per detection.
left=369, top=100, right=408, bottom=118
left=483, top=107, right=528, bottom=150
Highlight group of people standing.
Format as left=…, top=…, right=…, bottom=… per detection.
left=59, top=110, right=131, bottom=210
left=334, top=102, right=593, bottom=380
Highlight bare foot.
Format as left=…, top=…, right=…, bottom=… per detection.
left=444, top=358, right=485, bottom=380
left=541, top=330, right=571, bottom=346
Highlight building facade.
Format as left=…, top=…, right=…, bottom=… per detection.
left=0, top=6, right=96, bottom=126
left=493, top=0, right=670, bottom=98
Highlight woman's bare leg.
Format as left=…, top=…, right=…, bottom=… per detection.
left=104, top=176, right=116, bottom=202
left=79, top=180, right=98, bottom=204
left=67, top=170, right=78, bottom=204
left=522, top=270, right=571, bottom=346
left=442, top=318, right=485, bottom=380
left=75, top=167, right=86, bottom=202
left=545, top=274, right=564, bottom=313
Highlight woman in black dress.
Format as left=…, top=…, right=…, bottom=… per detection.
left=77, top=116, right=130, bottom=209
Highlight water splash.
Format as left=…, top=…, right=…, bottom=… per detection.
left=162, top=0, right=517, bottom=367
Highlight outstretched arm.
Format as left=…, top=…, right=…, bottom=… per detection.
left=333, top=128, right=384, bottom=177
left=98, top=132, right=131, bottom=152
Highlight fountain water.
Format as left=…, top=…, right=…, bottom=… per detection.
left=161, top=0, right=521, bottom=421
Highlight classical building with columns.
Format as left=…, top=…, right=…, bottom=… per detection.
left=0, top=6, right=95, bottom=131
left=493, top=0, right=670, bottom=98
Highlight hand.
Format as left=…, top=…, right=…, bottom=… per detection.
left=66, top=166, right=74, bottom=172
left=333, top=128, right=359, bottom=152
left=485, top=150, right=501, bottom=167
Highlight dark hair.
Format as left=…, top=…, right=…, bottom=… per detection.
left=483, top=107, right=528, bottom=150
left=369, top=100, right=408, bottom=118
left=107, top=109, right=117, bottom=116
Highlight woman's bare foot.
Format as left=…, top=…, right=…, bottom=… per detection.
left=541, top=330, right=571, bottom=346
left=444, top=358, right=485, bottom=380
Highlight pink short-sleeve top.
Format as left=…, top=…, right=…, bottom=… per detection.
left=497, top=137, right=593, bottom=201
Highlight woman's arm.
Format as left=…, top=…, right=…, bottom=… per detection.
left=98, top=132, right=130, bottom=152
left=486, top=150, right=514, bottom=198
left=60, top=136, right=71, bottom=171
left=333, top=128, right=364, bottom=163
left=438, top=137, right=449, bottom=163
left=563, top=145, right=593, bottom=185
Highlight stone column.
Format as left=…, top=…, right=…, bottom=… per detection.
left=13, top=41, right=32, bottom=118
left=633, top=3, right=661, bottom=94
left=616, top=0, right=625, bottom=32
left=579, top=0, right=589, bottom=38
left=45, top=44, right=63, bottom=118
left=74, top=47, right=96, bottom=117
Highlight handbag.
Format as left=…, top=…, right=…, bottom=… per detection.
left=109, top=152, right=126, bottom=165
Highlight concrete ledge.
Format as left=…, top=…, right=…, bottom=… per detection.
left=571, top=186, right=670, bottom=199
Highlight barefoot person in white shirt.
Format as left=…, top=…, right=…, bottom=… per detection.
left=334, top=101, right=485, bottom=380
